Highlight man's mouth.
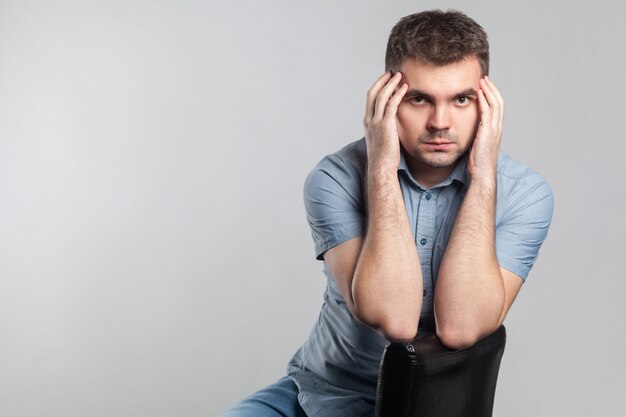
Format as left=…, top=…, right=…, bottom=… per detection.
left=423, top=141, right=453, bottom=150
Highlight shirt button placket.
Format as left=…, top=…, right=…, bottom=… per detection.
left=416, top=189, right=436, bottom=316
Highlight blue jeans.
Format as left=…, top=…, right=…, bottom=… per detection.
left=218, top=377, right=307, bottom=417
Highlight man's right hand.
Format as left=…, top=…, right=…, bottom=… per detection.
left=363, top=72, right=408, bottom=173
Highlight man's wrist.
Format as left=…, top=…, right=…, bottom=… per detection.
left=468, top=173, right=497, bottom=192
left=367, top=163, right=398, bottom=183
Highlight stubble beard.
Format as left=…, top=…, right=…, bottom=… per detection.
left=415, top=130, right=463, bottom=168
left=417, top=151, right=461, bottom=168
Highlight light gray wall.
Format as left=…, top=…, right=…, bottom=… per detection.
left=1, top=1, right=624, bottom=416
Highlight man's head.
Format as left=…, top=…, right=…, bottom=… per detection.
left=385, top=9, right=489, bottom=76
left=385, top=10, right=491, bottom=185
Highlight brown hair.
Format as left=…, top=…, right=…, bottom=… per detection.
left=385, top=10, right=489, bottom=75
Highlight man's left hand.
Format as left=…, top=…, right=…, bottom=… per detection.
left=468, top=76, right=504, bottom=181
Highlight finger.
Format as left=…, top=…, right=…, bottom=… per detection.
left=484, top=76, right=504, bottom=108
left=484, top=76, right=504, bottom=129
left=479, top=78, right=497, bottom=109
left=373, top=72, right=403, bottom=121
left=480, top=78, right=500, bottom=129
left=365, top=73, right=393, bottom=124
left=384, top=82, right=408, bottom=119
left=477, top=88, right=491, bottom=127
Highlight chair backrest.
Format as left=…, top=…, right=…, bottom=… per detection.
left=375, top=325, right=506, bottom=417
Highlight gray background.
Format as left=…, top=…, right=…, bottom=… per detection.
left=0, top=0, right=624, bottom=416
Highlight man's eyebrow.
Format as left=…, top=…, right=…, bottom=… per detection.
left=404, top=88, right=478, bottom=99
left=404, top=89, right=433, bottom=100
left=454, top=88, right=478, bottom=97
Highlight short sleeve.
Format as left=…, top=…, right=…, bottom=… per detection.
left=495, top=180, right=554, bottom=280
left=303, top=154, right=365, bottom=260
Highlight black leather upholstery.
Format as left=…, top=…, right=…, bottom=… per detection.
left=375, top=325, right=506, bottom=417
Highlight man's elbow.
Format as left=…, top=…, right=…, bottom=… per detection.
left=436, top=326, right=480, bottom=350
left=354, top=310, right=418, bottom=341
left=380, top=319, right=419, bottom=341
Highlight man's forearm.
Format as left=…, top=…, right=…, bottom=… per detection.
left=434, top=76, right=507, bottom=349
left=352, top=167, right=422, bottom=340
left=434, top=176, right=504, bottom=347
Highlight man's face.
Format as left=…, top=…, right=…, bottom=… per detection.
left=396, top=57, right=482, bottom=177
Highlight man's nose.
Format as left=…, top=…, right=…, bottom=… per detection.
left=427, top=105, right=451, bottom=131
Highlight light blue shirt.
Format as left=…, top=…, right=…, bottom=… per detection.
left=288, top=138, right=554, bottom=417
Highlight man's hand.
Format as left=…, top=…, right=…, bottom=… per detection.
left=364, top=72, right=408, bottom=173
left=468, top=76, right=504, bottom=181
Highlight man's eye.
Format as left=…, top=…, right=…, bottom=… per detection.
left=411, top=96, right=425, bottom=103
left=456, top=96, right=469, bottom=104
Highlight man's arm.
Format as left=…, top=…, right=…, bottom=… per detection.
left=323, top=72, right=422, bottom=341
left=434, top=76, right=518, bottom=349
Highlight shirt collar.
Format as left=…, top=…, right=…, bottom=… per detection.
left=398, top=151, right=469, bottom=190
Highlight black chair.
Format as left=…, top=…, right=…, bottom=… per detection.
left=375, top=325, right=506, bottom=417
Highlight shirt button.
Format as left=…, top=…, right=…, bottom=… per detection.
left=425, top=193, right=432, bottom=200
left=420, top=238, right=427, bottom=245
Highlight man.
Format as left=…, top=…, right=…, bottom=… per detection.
left=220, top=9, right=553, bottom=417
